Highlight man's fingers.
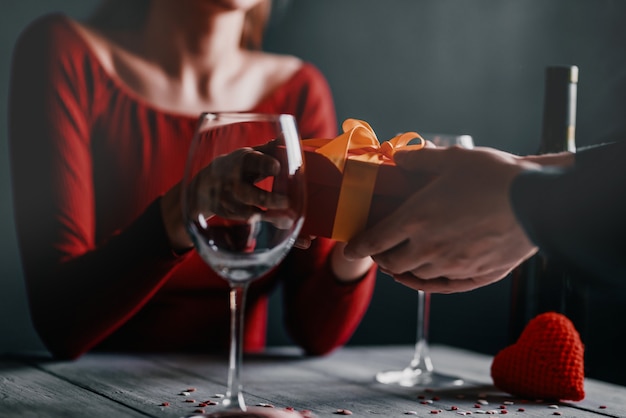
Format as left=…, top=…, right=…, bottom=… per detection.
left=391, top=267, right=513, bottom=294
left=370, top=239, right=434, bottom=276
left=392, top=273, right=481, bottom=294
left=393, top=147, right=448, bottom=172
left=344, top=218, right=409, bottom=261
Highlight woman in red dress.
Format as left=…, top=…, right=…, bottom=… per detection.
left=8, top=0, right=376, bottom=360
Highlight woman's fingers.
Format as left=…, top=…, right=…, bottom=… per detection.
left=234, top=182, right=289, bottom=210
left=294, top=236, right=312, bottom=250
left=241, top=149, right=281, bottom=182
left=203, top=149, right=289, bottom=219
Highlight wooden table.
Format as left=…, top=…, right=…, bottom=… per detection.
left=1, top=345, right=624, bottom=417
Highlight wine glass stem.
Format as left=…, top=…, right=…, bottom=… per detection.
left=226, top=282, right=248, bottom=411
left=410, top=290, right=434, bottom=372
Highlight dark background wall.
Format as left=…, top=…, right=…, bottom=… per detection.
left=2, top=1, right=626, bottom=363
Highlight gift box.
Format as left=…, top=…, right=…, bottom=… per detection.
left=300, top=119, right=429, bottom=241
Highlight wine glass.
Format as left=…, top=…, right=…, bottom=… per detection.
left=181, top=112, right=306, bottom=416
left=375, top=133, right=474, bottom=388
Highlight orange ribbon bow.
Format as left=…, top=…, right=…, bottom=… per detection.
left=304, top=118, right=425, bottom=172
left=303, top=119, right=425, bottom=241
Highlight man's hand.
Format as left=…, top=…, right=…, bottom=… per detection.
left=344, top=146, right=540, bottom=293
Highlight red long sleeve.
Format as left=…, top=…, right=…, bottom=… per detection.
left=281, top=238, right=377, bottom=356
left=9, top=14, right=376, bottom=359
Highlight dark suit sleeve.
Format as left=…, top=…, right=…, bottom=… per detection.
left=510, top=140, right=626, bottom=288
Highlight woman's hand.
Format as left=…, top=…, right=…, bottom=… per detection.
left=161, top=146, right=289, bottom=252
left=294, top=235, right=315, bottom=250
left=331, top=241, right=374, bottom=283
left=191, top=147, right=288, bottom=221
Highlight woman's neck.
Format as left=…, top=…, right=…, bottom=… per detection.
left=76, top=2, right=279, bottom=114
left=134, top=2, right=246, bottom=78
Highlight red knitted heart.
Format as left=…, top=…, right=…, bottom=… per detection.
left=491, top=312, right=585, bottom=401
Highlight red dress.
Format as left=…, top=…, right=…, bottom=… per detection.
left=8, top=14, right=376, bottom=359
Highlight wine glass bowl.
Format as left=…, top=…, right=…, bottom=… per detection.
left=375, top=133, right=474, bottom=388
left=181, top=112, right=306, bottom=415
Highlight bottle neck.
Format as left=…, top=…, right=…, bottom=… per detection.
left=539, top=66, right=578, bottom=154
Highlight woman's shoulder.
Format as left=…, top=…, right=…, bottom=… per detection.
left=250, top=52, right=331, bottom=101
left=15, top=13, right=117, bottom=77
left=246, top=52, right=301, bottom=88
left=15, top=13, right=85, bottom=53
left=13, top=13, right=110, bottom=78
left=258, top=52, right=329, bottom=85
left=288, top=61, right=332, bottom=90
left=250, top=53, right=336, bottom=137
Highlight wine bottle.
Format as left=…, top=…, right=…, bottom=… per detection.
left=509, top=65, right=588, bottom=343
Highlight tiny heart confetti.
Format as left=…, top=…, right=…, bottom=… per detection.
left=491, top=312, right=585, bottom=401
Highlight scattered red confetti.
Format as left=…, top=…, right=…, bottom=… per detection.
left=499, top=405, right=507, bottom=409
left=285, top=407, right=295, bottom=411
left=184, top=399, right=195, bottom=403
left=474, top=404, right=482, bottom=408
left=159, top=402, right=170, bottom=407
left=501, top=411, right=508, bottom=414
left=517, top=408, right=525, bottom=412
left=187, top=388, right=196, bottom=392
left=599, top=405, right=607, bottom=409
left=450, top=406, right=459, bottom=411
left=430, top=410, right=439, bottom=414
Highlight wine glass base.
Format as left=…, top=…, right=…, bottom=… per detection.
left=185, top=405, right=304, bottom=417
left=375, top=367, right=464, bottom=388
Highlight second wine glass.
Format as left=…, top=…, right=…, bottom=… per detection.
left=181, top=112, right=306, bottom=416
left=375, top=133, right=474, bottom=388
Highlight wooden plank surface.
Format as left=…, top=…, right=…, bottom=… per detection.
left=0, top=357, right=149, bottom=418
left=1, top=346, right=624, bottom=418
left=33, top=353, right=233, bottom=418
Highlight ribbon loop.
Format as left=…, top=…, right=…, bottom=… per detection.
left=306, top=118, right=425, bottom=172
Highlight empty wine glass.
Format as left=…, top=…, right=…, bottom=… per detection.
left=181, top=112, right=306, bottom=416
left=375, top=133, right=474, bottom=388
